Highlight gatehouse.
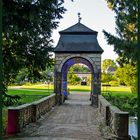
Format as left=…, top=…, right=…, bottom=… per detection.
left=54, top=21, right=103, bottom=106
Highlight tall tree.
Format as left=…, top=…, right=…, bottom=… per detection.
left=103, top=0, right=138, bottom=64
left=2, top=0, right=66, bottom=105
left=101, top=59, right=117, bottom=84
left=68, top=67, right=81, bottom=85
left=114, top=64, right=137, bottom=93
left=103, top=0, right=138, bottom=94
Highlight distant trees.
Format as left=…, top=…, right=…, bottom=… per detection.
left=102, top=59, right=117, bottom=73
left=68, top=73, right=81, bottom=85
left=69, top=64, right=90, bottom=73
left=101, top=58, right=137, bottom=93
left=101, top=59, right=117, bottom=84
left=68, top=66, right=81, bottom=85
left=101, top=73, right=114, bottom=84
left=14, top=66, right=54, bottom=85
left=68, top=64, right=90, bottom=85
left=114, top=64, right=137, bottom=93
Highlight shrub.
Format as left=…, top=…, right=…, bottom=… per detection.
left=102, top=93, right=137, bottom=116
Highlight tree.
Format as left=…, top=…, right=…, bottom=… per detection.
left=101, top=59, right=117, bottom=73
left=103, top=0, right=138, bottom=93
left=67, top=64, right=91, bottom=85
left=69, top=64, right=90, bottom=73
left=101, top=59, right=117, bottom=84
left=114, top=64, right=137, bottom=93
left=2, top=0, right=66, bottom=106
left=68, top=66, right=81, bottom=85
left=68, top=73, right=81, bottom=85
left=13, top=68, right=29, bottom=85
left=103, top=0, right=138, bottom=64
left=101, top=73, right=114, bottom=83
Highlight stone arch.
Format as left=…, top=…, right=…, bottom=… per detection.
left=57, top=54, right=98, bottom=73
left=54, top=55, right=100, bottom=107
left=61, top=56, right=94, bottom=100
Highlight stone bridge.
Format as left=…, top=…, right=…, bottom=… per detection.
left=5, top=92, right=129, bottom=140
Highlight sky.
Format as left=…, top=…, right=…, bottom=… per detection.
left=52, top=0, right=118, bottom=61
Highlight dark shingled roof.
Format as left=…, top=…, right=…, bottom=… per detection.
left=107, top=66, right=116, bottom=73
left=54, top=22, right=104, bottom=53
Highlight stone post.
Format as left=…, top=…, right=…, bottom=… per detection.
left=62, top=71, right=68, bottom=100
left=54, top=71, right=63, bottom=105
left=114, top=112, right=129, bottom=140
left=6, top=109, right=20, bottom=134
left=91, top=71, right=100, bottom=107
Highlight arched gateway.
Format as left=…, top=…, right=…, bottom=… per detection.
left=53, top=22, right=103, bottom=107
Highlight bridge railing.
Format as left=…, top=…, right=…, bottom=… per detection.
left=6, top=94, right=56, bottom=134
left=98, top=95, right=130, bottom=140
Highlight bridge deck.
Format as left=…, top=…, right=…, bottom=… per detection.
left=6, top=92, right=105, bottom=140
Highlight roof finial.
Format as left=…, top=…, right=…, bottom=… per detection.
left=78, top=12, right=82, bottom=23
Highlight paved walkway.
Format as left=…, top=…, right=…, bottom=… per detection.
left=6, top=92, right=105, bottom=140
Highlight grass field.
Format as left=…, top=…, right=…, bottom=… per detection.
left=7, top=84, right=134, bottom=104
left=8, top=84, right=132, bottom=96
left=8, top=84, right=53, bottom=104
left=101, top=86, right=133, bottom=96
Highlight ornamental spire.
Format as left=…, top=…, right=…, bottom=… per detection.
left=78, top=12, right=82, bottom=23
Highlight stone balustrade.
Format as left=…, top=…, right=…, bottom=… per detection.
left=7, top=94, right=56, bottom=134
left=98, top=95, right=130, bottom=140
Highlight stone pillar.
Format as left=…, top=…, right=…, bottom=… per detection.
left=54, top=71, right=63, bottom=105
left=91, top=71, right=100, bottom=107
left=90, top=73, right=94, bottom=101
left=62, top=71, right=68, bottom=100
left=114, top=112, right=129, bottom=140
left=54, top=66, right=58, bottom=93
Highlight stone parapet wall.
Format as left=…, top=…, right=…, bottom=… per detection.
left=7, top=94, right=56, bottom=134
left=33, top=94, right=56, bottom=121
left=98, top=95, right=129, bottom=140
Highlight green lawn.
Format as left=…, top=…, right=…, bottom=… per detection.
left=8, top=89, right=52, bottom=95
left=68, top=85, right=91, bottom=92
left=9, top=84, right=54, bottom=90
left=69, top=85, right=132, bottom=95
left=101, top=86, right=132, bottom=97
left=7, top=89, right=52, bottom=105
left=7, top=85, right=134, bottom=105
left=8, top=84, right=132, bottom=95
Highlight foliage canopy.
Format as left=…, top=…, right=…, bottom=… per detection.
left=2, top=0, right=66, bottom=105
left=103, top=0, right=138, bottom=64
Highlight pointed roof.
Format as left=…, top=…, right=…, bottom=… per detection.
left=59, top=22, right=97, bottom=34
left=54, top=22, right=104, bottom=53
left=107, top=66, right=116, bottom=73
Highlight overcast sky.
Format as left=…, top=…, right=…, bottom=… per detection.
left=52, top=0, right=118, bottom=61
